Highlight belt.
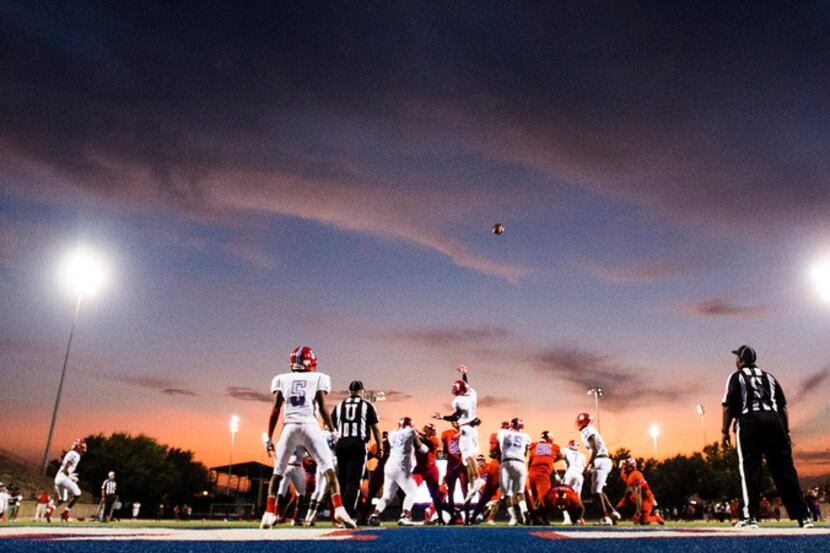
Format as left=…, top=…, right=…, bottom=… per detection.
left=288, top=463, right=302, bottom=467
left=504, top=458, right=525, bottom=463
left=595, top=454, right=609, bottom=459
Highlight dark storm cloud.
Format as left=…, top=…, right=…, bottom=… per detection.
left=792, top=366, right=830, bottom=403
left=386, top=326, right=513, bottom=348
left=226, top=386, right=272, bottom=403
left=3, top=1, right=830, bottom=283
left=535, top=346, right=690, bottom=409
left=682, top=298, right=768, bottom=319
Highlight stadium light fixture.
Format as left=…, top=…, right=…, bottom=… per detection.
left=649, top=423, right=660, bottom=456
left=811, top=259, right=830, bottom=301
left=587, top=387, right=603, bottom=430
left=42, top=245, right=110, bottom=475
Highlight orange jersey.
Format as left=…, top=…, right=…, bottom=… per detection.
left=441, top=429, right=463, bottom=463
left=479, top=458, right=501, bottom=490
left=528, top=441, right=561, bottom=473
left=415, top=435, right=440, bottom=469
left=624, top=470, right=654, bottom=502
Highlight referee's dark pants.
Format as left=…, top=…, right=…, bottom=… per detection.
left=103, top=495, right=117, bottom=521
left=736, top=412, right=808, bottom=521
left=336, top=437, right=367, bottom=518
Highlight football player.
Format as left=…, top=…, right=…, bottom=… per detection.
left=368, top=417, right=430, bottom=526
left=527, top=430, right=561, bottom=521
left=469, top=448, right=501, bottom=525
left=497, top=418, right=532, bottom=525
left=433, top=364, right=480, bottom=519
left=54, top=439, right=86, bottom=521
left=544, top=484, right=585, bottom=525
left=576, top=413, right=620, bottom=525
left=413, top=423, right=444, bottom=523
left=261, top=346, right=355, bottom=529
left=617, top=458, right=665, bottom=525
left=275, top=445, right=309, bottom=525
left=562, top=440, right=586, bottom=495
left=305, top=430, right=337, bottom=526
left=439, top=422, right=468, bottom=523
left=358, top=431, right=390, bottom=525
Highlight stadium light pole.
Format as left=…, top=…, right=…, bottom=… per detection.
left=587, top=387, right=603, bottom=430
left=228, top=415, right=240, bottom=495
left=649, top=424, right=660, bottom=457
left=42, top=247, right=107, bottom=475
left=696, top=404, right=707, bottom=448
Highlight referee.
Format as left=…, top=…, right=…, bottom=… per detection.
left=721, top=345, right=812, bottom=528
left=100, top=471, right=118, bottom=522
left=332, top=380, right=383, bottom=518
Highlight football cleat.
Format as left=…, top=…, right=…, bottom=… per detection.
left=290, top=346, right=317, bottom=372
left=260, top=511, right=277, bottom=529
left=734, top=518, right=759, bottom=528
left=576, top=412, right=592, bottom=430
left=799, top=519, right=815, bottom=529
left=599, top=516, right=613, bottom=526
left=397, top=516, right=417, bottom=526
left=334, top=506, right=357, bottom=529
left=61, top=509, right=70, bottom=522
left=367, top=514, right=381, bottom=527
left=508, top=516, right=518, bottom=526
left=610, top=510, right=622, bottom=521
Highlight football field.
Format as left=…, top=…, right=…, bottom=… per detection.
left=1, top=523, right=828, bottom=552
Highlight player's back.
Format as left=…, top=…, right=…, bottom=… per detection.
left=580, top=423, right=608, bottom=456
left=498, top=429, right=531, bottom=461
left=563, top=448, right=586, bottom=470
left=529, top=441, right=560, bottom=471
left=451, top=387, right=477, bottom=424
left=388, top=427, right=417, bottom=466
left=271, top=371, right=332, bottom=424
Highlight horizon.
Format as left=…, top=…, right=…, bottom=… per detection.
left=2, top=2, right=829, bottom=477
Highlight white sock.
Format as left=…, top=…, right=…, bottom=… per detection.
left=518, top=500, right=528, bottom=516
left=508, top=506, right=517, bottom=520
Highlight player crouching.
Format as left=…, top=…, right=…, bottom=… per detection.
left=616, top=458, right=664, bottom=525
left=497, top=418, right=532, bottom=525
left=261, top=346, right=355, bottom=530
left=368, top=417, right=430, bottom=526
left=544, top=484, right=585, bottom=525
left=53, top=439, right=86, bottom=522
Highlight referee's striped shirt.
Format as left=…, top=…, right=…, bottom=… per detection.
left=101, top=479, right=117, bottom=496
left=332, top=396, right=378, bottom=442
left=722, top=366, right=787, bottom=415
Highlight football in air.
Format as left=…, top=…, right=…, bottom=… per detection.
left=492, top=223, right=505, bottom=235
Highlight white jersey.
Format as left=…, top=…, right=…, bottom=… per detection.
left=563, top=447, right=587, bottom=471
left=497, top=429, right=531, bottom=462
left=451, top=387, right=477, bottom=425
left=387, top=427, right=417, bottom=469
left=271, top=371, right=332, bottom=424
left=580, top=423, right=608, bottom=458
left=287, top=445, right=308, bottom=465
left=60, top=450, right=81, bottom=475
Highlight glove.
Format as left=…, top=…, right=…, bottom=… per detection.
left=264, top=437, right=275, bottom=457
left=432, top=411, right=443, bottom=420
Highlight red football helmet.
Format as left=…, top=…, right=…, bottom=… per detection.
left=510, top=417, right=524, bottom=430
left=568, top=439, right=578, bottom=450
left=540, top=430, right=552, bottom=442
left=623, top=457, right=637, bottom=471
left=422, top=423, right=436, bottom=436
left=576, top=412, right=592, bottom=430
left=489, top=433, right=499, bottom=453
left=290, top=346, right=317, bottom=372
left=476, top=454, right=487, bottom=467
left=72, top=438, right=87, bottom=453
left=500, top=421, right=510, bottom=429
left=399, top=416, right=414, bottom=428
left=452, top=379, right=468, bottom=396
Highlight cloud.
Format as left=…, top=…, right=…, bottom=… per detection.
left=386, top=326, right=513, bottom=348
left=161, top=388, right=198, bottom=397
left=477, top=395, right=516, bottom=408
left=794, top=450, right=830, bottom=465
left=792, top=367, right=830, bottom=403
left=225, top=386, right=272, bottom=403
left=110, top=374, right=198, bottom=397
left=682, top=298, right=767, bottom=318
left=580, top=259, right=686, bottom=284
left=534, top=346, right=690, bottom=409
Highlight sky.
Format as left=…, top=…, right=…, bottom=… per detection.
left=1, top=1, right=830, bottom=475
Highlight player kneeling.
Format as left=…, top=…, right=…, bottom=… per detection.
left=616, top=458, right=664, bottom=525
left=498, top=418, right=532, bottom=525
left=368, top=417, right=430, bottom=526
left=261, top=346, right=355, bottom=529
left=545, top=484, right=585, bottom=525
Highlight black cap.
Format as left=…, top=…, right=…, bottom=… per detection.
left=349, top=380, right=364, bottom=393
left=731, top=345, right=757, bottom=367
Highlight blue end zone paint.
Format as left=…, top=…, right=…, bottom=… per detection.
left=1, top=528, right=828, bottom=553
